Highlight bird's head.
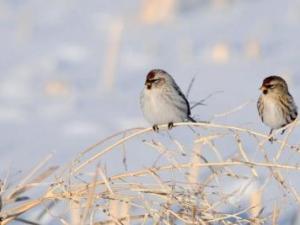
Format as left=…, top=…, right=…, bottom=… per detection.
left=145, top=69, right=173, bottom=90
left=260, top=75, right=289, bottom=95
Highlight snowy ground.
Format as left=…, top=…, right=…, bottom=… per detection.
left=0, top=0, right=300, bottom=224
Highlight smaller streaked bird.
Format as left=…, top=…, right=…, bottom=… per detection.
left=257, top=75, right=298, bottom=142
left=140, top=69, right=196, bottom=132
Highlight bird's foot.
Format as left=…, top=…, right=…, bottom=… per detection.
left=152, top=125, right=159, bottom=132
left=268, top=136, right=278, bottom=143
left=268, top=129, right=275, bottom=143
left=168, top=122, right=174, bottom=130
left=269, top=136, right=274, bottom=143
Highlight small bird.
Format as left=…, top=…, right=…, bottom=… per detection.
left=257, top=75, right=298, bottom=142
left=140, top=69, right=196, bottom=132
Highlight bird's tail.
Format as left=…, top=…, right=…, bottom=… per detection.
left=187, top=116, right=209, bottom=124
left=188, top=116, right=196, bottom=122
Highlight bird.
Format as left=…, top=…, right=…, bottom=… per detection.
left=257, top=75, right=298, bottom=142
left=140, top=69, right=196, bottom=132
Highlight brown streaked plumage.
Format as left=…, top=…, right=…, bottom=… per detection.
left=257, top=75, right=298, bottom=142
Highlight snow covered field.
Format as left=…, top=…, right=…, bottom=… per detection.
left=0, top=0, right=300, bottom=224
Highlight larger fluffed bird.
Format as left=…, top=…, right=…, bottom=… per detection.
left=257, top=75, right=298, bottom=141
left=140, top=69, right=195, bottom=132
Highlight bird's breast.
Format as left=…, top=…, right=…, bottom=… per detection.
left=141, top=88, right=187, bottom=124
left=261, top=96, right=286, bottom=129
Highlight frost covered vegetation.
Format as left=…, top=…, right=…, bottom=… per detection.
left=1, top=0, right=300, bottom=224
left=1, top=121, right=300, bottom=224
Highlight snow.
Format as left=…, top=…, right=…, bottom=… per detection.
left=0, top=0, right=300, bottom=223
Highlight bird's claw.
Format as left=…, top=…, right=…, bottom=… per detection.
left=269, top=136, right=274, bottom=143
left=168, top=122, right=174, bottom=130
left=152, top=125, right=159, bottom=132
left=268, top=136, right=277, bottom=143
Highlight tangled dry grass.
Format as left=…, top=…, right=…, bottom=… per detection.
left=0, top=121, right=300, bottom=225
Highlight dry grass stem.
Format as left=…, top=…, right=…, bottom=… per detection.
left=0, top=122, right=299, bottom=224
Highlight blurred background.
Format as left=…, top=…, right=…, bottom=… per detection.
left=0, top=0, right=300, bottom=172
left=1, top=1, right=300, bottom=224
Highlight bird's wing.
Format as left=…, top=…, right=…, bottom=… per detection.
left=173, top=83, right=192, bottom=116
left=257, top=95, right=264, bottom=122
left=287, top=93, right=298, bottom=120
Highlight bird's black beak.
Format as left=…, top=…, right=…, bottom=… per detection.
left=260, top=85, right=268, bottom=94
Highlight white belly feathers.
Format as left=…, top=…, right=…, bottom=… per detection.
left=141, top=88, right=187, bottom=125
left=262, top=97, right=286, bottom=129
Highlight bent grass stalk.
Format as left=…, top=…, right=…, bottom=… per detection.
left=0, top=121, right=299, bottom=224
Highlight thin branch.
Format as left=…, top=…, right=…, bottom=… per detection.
left=186, top=76, right=196, bottom=99
left=191, top=90, right=224, bottom=109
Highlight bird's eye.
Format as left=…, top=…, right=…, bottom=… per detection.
left=266, top=84, right=275, bottom=89
left=153, top=78, right=160, bottom=84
